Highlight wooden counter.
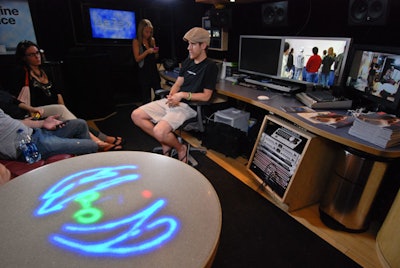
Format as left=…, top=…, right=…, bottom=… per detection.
left=160, top=69, right=400, bottom=158
left=216, top=79, right=400, bottom=159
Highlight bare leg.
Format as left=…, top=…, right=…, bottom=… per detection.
left=153, top=120, right=186, bottom=160
left=131, top=108, right=158, bottom=139
left=0, top=163, right=11, bottom=185
left=132, top=108, right=187, bottom=160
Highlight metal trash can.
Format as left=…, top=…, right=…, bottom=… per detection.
left=319, top=146, right=389, bottom=232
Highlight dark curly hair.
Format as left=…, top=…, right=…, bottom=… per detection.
left=15, top=40, right=44, bottom=67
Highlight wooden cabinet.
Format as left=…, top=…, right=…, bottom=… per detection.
left=247, top=115, right=338, bottom=211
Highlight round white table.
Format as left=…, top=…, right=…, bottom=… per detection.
left=0, top=151, right=221, bottom=268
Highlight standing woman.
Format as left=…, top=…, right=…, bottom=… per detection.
left=132, top=19, right=161, bottom=104
left=319, top=47, right=335, bottom=88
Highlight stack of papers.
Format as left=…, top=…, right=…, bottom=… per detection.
left=348, top=112, right=400, bottom=148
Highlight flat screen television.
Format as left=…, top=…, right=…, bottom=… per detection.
left=89, top=8, right=136, bottom=40
left=344, top=44, right=400, bottom=114
left=238, top=35, right=283, bottom=78
left=78, top=4, right=137, bottom=45
left=280, top=36, right=352, bottom=86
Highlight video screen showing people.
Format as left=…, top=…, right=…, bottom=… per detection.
left=280, top=37, right=350, bottom=87
left=347, top=50, right=400, bottom=103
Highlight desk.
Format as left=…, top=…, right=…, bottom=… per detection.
left=160, top=71, right=400, bottom=158
left=0, top=151, right=221, bottom=268
left=216, top=79, right=400, bottom=158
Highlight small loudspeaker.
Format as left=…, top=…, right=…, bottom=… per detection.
left=209, top=8, right=232, bottom=30
left=348, top=0, right=389, bottom=25
left=262, top=1, right=288, bottom=27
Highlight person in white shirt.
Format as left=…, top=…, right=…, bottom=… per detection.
left=294, top=47, right=305, bottom=80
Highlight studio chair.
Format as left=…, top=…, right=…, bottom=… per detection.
left=152, top=89, right=208, bottom=167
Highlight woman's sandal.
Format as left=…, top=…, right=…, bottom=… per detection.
left=103, top=144, right=123, bottom=152
left=97, top=141, right=123, bottom=152
left=111, top=136, right=125, bottom=146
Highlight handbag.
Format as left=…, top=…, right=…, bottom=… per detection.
left=17, top=69, right=31, bottom=106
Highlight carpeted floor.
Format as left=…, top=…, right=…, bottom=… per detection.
left=94, top=104, right=361, bottom=268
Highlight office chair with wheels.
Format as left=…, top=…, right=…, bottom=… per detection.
left=152, top=89, right=208, bottom=167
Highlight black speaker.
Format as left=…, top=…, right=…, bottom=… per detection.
left=209, top=8, right=232, bottom=30
left=261, top=1, right=288, bottom=27
left=348, top=0, right=389, bottom=25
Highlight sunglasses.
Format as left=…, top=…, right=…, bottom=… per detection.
left=25, top=51, right=41, bottom=57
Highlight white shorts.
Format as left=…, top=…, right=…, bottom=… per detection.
left=140, top=99, right=197, bottom=130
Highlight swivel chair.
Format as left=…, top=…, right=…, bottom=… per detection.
left=152, top=89, right=208, bottom=167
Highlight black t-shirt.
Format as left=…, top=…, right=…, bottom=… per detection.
left=9, top=66, right=61, bottom=107
left=179, top=57, right=218, bottom=97
left=287, top=53, right=294, bottom=69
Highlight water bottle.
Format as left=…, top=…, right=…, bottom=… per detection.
left=15, top=129, right=41, bottom=164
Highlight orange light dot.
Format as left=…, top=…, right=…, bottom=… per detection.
left=142, top=190, right=152, bottom=198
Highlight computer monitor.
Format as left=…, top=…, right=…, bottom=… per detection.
left=345, top=44, right=400, bottom=114
left=280, top=36, right=352, bottom=86
left=238, top=35, right=283, bottom=78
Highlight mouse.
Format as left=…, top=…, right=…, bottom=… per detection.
left=257, top=95, right=269, bottom=100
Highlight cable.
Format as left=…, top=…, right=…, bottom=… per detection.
left=295, top=0, right=313, bottom=36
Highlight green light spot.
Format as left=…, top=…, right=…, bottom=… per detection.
left=73, top=207, right=103, bottom=224
left=74, top=191, right=103, bottom=224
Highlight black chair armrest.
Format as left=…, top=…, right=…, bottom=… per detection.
left=154, top=88, right=170, bottom=99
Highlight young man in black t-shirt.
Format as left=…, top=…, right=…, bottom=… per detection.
left=131, top=27, right=218, bottom=163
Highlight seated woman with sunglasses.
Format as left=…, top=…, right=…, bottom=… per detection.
left=8, top=40, right=123, bottom=151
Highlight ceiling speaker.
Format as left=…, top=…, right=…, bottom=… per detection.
left=348, top=0, right=389, bottom=25
left=262, top=1, right=288, bottom=27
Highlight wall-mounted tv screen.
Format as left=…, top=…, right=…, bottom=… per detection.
left=345, top=44, right=400, bottom=114
left=89, top=7, right=136, bottom=40
left=280, top=37, right=351, bottom=87
left=238, top=35, right=283, bottom=78
left=74, top=4, right=137, bottom=46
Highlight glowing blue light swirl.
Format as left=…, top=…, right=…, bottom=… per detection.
left=50, top=199, right=179, bottom=256
left=34, top=165, right=181, bottom=257
left=35, top=166, right=139, bottom=216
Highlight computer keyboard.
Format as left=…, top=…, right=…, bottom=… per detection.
left=296, top=92, right=353, bottom=109
left=306, top=91, right=336, bottom=102
left=244, top=78, right=300, bottom=93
